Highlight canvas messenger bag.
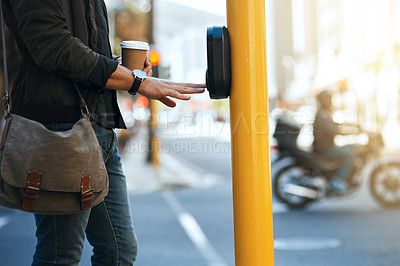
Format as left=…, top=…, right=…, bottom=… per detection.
left=0, top=4, right=108, bottom=215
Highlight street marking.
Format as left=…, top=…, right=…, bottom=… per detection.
left=159, top=152, right=222, bottom=189
left=162, top=191, right=228, bottom=266
left=272, top=203, right=289, bottom=214
left=0, top=216, right=10, bottom=229
left=274, top=237, right=342, bottom=250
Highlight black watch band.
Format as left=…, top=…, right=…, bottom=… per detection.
left=128, top=70, right=147, bottom=95
left=128, top=77, right=141, bottom=95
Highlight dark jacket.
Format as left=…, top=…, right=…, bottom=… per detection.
left=2, top=0, right=125, bottom=128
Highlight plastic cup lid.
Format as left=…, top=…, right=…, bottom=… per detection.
left=120, top=41, right=149, bottom=50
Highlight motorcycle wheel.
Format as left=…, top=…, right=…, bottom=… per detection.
left=273, top=165, right=312, bottom=209
left=370, top=162, right=400, bottom=208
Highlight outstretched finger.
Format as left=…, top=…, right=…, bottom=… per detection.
left=159, top=97, right=176, bottom=107
left=172, top=86, right=205, bottom=95
left=163, top=88, right=192, bottom=100
left=174, top=82, right=207, bottom=88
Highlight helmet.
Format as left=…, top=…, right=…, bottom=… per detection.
left=317, top=90, right=332, bottom=109
left=317, top=90, right=332, bottom=102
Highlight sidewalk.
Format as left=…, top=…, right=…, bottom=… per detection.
left=120, top=129, right=222, bottom=194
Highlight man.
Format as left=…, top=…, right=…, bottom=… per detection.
left=313, top=90, right=355, bottom=193
left=2, top=0, right=205, bottom=265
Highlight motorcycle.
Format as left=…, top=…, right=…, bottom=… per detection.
left=272, top=116, right=400, bottom=209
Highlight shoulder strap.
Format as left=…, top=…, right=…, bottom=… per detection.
left=0, top=1, right=10, bottom=116
left=0, top=2, right=90, bottom=118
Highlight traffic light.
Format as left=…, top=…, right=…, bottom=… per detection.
left=148, top=50, right=160, bottom=78
left=148, top=50, right=161, bottom=66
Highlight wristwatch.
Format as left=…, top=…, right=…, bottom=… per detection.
left=128, top=69, right=147, bottom=95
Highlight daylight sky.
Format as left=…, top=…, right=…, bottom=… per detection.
left=160, top=0, right=226, bottom=17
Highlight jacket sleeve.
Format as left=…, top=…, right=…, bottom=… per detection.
left=9, top=0, right=118, bottom=87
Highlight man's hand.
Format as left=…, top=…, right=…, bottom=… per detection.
left=106, top=63, right=205, bottom=108
left=139, top=53, right=205, bottom=107
left=138, top=77, right=205, bottom=107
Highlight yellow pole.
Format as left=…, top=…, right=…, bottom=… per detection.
left=227, top=0, right=274, bottom=265
left=150, top=99, right=160, bottom=170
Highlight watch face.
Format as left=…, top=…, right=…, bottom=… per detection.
left=133, top=69, right=147, bottom=80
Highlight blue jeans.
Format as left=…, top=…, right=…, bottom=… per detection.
left=32, top=123, right=138, bottom=266
left=325, top=145, right=355, bottom=181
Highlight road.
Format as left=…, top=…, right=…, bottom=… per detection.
left=153, top=136, right=400, bottom=266
left=1, top=135, right=400, bottom=266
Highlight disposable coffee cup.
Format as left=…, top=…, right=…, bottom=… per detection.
left=120, top=41, right=150, bottom=70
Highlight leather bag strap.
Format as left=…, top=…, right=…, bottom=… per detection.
left=81, top=175, right=94, bottom=210
left=0, top=2, right=10, bottom=116
left=23, top=170, right=41, bottom=210
left=0, top=114, right=11, bottom=149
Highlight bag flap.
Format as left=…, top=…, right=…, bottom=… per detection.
left=1, top=115, right=108, bottom=193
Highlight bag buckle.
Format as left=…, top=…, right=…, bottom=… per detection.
left=2, top=91, right=11, bottom=117
left=80, top=175, right=93, bottom=210
left=25, top=171, right=41, bottom=197
left=81, top=188, right=94, bottom=199
left=26, top=185, right=40, bottom=196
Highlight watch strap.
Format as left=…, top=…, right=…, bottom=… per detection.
left=128, top=76, right=141, bottom=95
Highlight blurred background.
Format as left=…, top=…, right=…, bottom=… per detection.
left=2, top=0, right=400, bottom=265
left=104, top=0, right=400, bottom=150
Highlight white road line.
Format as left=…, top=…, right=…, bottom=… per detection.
left=0, top=216, right=10, bottom=229
left=272, top=203, right=289, bottom=214
left=162, top=191, right=229, bottom=266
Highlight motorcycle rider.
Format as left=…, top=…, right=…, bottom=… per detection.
left=313, top=90, right=356, bottom=193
